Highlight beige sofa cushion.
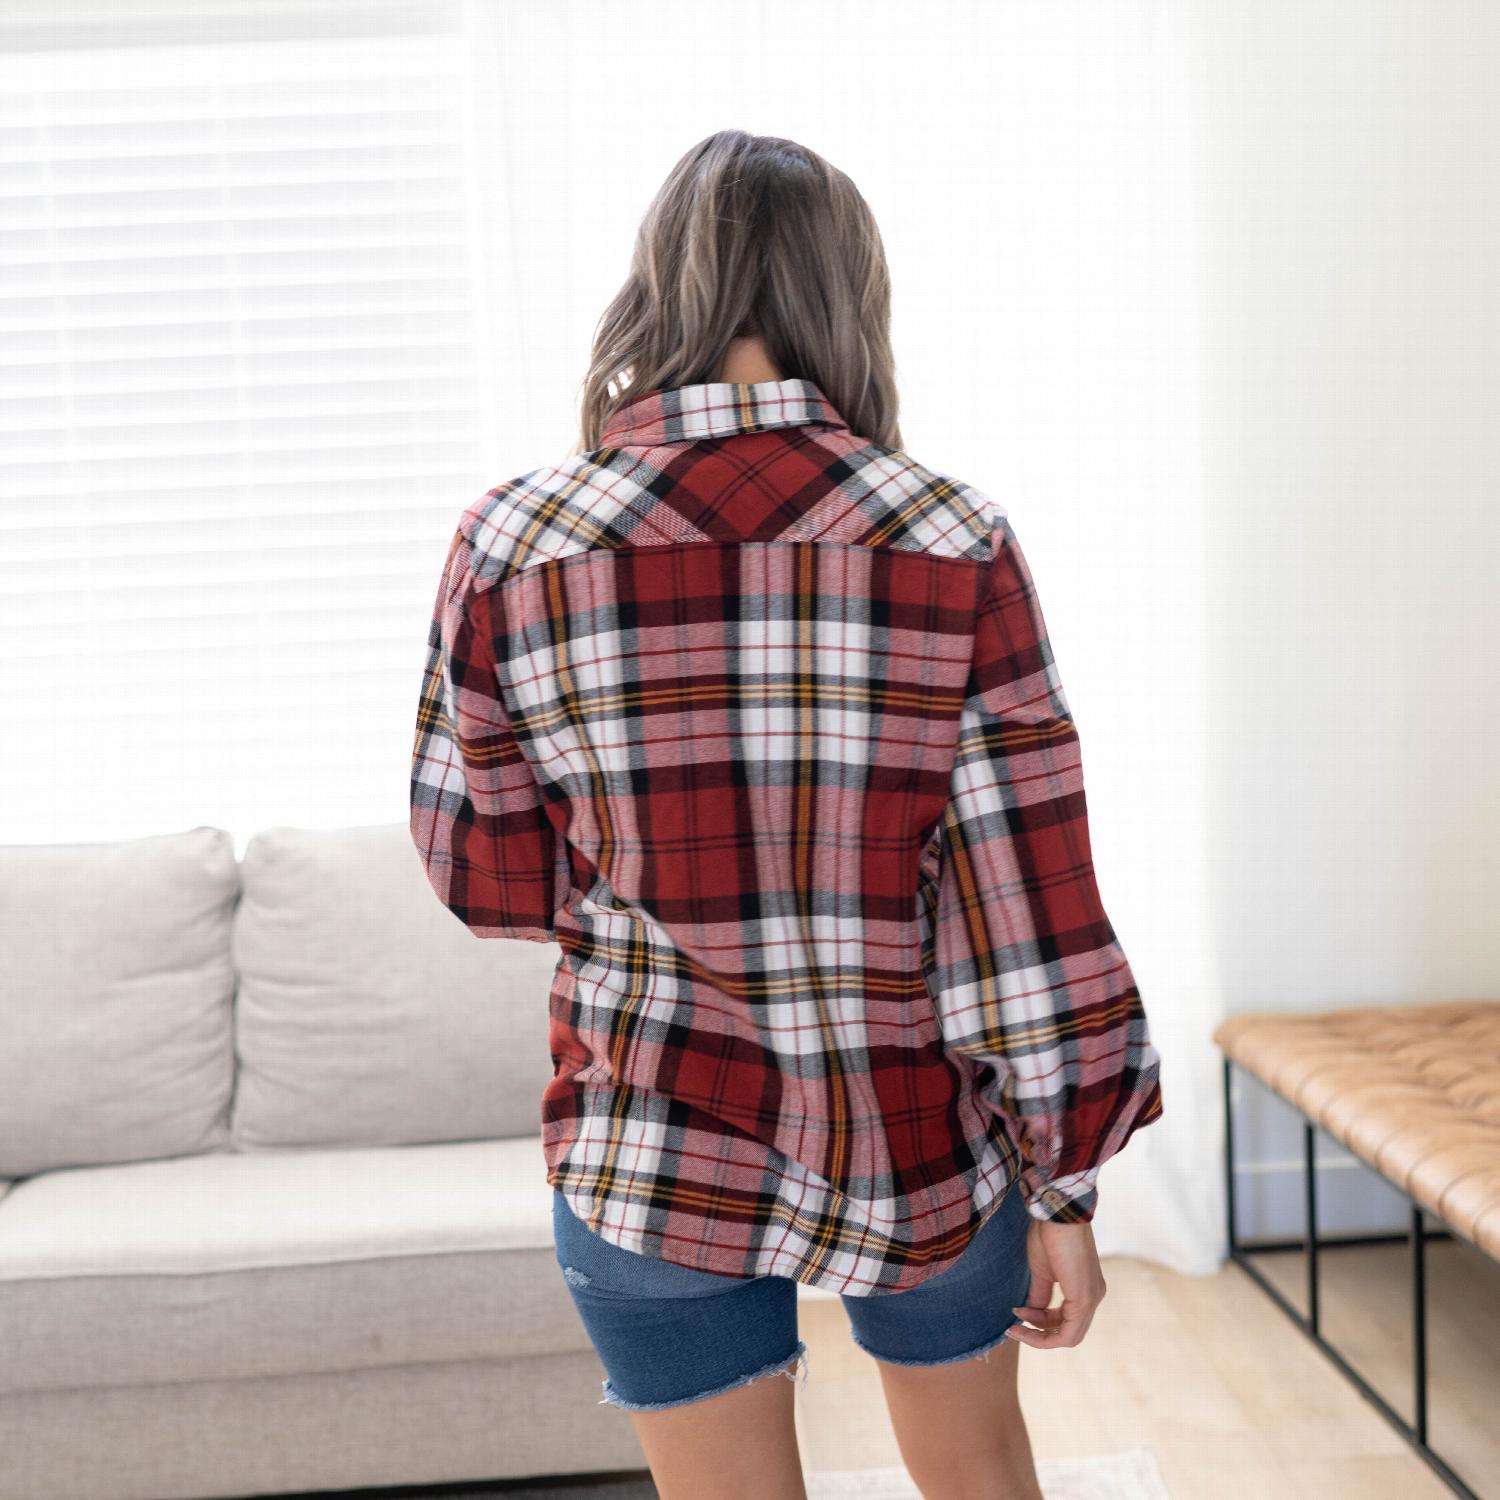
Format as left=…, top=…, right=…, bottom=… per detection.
left=0, top=1137, right=587, bottom=1394
left=229, top=823, right=558, bottom=1150
left=0, top=826, right=236, bottom=1178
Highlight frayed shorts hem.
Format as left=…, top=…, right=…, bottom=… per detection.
left=851, top=1315, right=1018, bottom=1369
left=596, top=1339, right=809, bottom=1412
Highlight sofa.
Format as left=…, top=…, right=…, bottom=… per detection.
left=0, top=822, right=835, bottom=1500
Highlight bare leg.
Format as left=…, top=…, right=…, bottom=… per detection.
left=874, top=1336, right=1044, bottom=1500
left=623, top=1351, right=808, bottom=1500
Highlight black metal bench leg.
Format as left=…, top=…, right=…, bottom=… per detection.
left=1223, top=1055, right=1237, bottom=1254
left=1305, top=1120, right=1320, bottom=1336
left=1412, top=1202, right=1428, bottom=1447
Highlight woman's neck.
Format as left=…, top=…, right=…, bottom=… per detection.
left=716, top=334, right=781, bottom=383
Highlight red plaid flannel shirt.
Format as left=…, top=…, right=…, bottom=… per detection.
left=410, top=377, right=1163, bottom=1294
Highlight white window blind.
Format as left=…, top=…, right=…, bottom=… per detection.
left=0, top=1, right=506, bottom=851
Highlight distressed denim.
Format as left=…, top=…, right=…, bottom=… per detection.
left=552, top=1182, right=1032, bottom=1412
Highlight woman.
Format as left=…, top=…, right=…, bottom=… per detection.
left=411, top=129, right=1163, bottom=1500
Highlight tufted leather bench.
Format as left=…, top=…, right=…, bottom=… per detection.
left=1216, top=999, right=1500, bottom=1499
left=1215, top=1000, right=1500, bottom=1261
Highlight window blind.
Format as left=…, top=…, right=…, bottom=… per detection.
left=0, top=2, right=505, bottom=850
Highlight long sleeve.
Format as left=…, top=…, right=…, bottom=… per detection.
left=409, top=521, right=562, bottom=942
left=920, top=506, right=1163, bottom=1224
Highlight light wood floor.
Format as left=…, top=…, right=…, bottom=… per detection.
left=793, top=1245, right=1498, bottom=1499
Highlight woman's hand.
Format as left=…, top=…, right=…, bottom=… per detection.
left=1004, top=1216, right=1107, bottom=1350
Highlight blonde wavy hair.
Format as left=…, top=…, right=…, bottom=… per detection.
left=576, top=129, right=902, bottom=454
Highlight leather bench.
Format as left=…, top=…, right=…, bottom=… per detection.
left=1215, top=999, right=1500, bottom=1260
left=1214, top=998, right=1500, bottom=1500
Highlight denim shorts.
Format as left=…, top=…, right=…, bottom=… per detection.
left=551, top=1182, right=1032, bottom=1412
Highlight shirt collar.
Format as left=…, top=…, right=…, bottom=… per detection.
left=599, top=377, right=849, bottom=448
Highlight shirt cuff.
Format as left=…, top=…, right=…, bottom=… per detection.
left=1022, top=1166, right=1101, bottom=1224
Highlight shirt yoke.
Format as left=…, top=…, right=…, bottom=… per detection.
left=454, top=429, right=1006, bottom=596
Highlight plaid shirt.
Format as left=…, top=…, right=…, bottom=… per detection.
left=410, top=377, right=1163, bottom=1294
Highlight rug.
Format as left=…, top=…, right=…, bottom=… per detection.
left=480, top=1445, right=1170, bottom=1498
left=806, top=1445, right=1170, bottom=1499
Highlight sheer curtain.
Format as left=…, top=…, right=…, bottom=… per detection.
left=1, top=0, right=1225, bottom=1274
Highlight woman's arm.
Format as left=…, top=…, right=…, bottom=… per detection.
left=922, top=501, right=1164, bottom=1224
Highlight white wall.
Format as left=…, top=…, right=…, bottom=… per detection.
left=1187, top=0, right=1500, bottom=1239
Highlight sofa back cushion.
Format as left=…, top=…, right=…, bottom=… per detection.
left=0, top=826, right=237, bottom=1177
left=229, top=822, right=557, bottom=1150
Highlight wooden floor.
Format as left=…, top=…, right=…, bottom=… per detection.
left=793, top=1244, right=1498, bottom=1499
